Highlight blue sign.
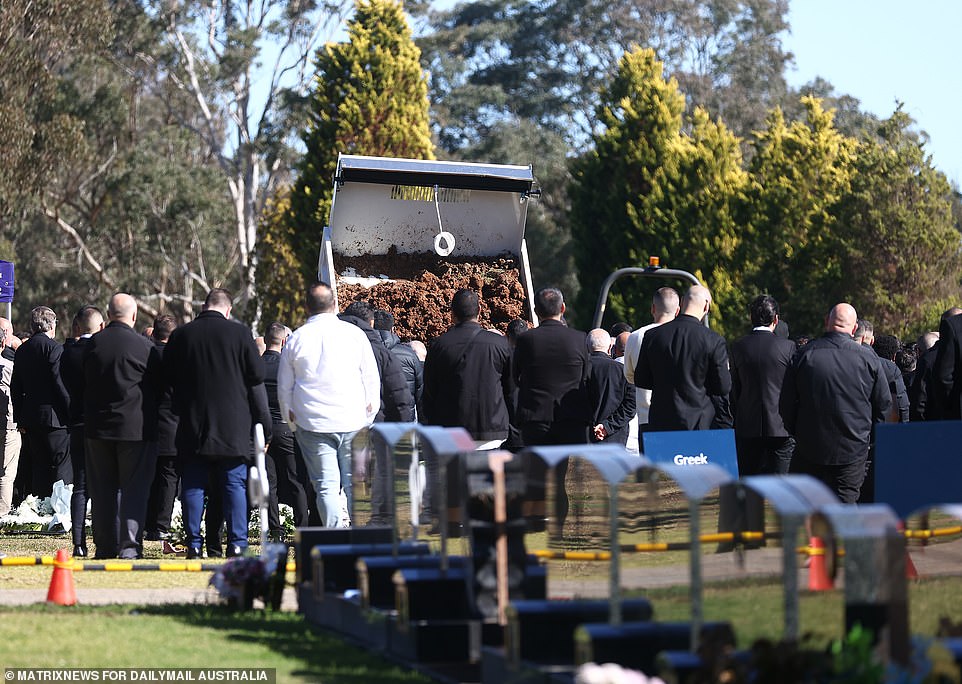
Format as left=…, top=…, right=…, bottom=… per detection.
left=875, top=421, right=962, bottom=519
left=0, top=260, right=12, bottom=303
left=642, top=429, right=739, bottom=479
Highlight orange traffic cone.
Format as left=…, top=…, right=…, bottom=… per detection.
left=46, top=548, right=77, bottom=606
left=807, top=537, right=834, bottom=591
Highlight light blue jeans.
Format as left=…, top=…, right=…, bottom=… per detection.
left=295, top=429, right=356, bottom=527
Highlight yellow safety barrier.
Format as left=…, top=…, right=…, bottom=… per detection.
left=0, top=556, right=297, bottom=573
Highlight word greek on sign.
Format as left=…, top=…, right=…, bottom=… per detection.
left=672, top=453, right=709, bottom=466
left=4, top=671, right=275, bottom=683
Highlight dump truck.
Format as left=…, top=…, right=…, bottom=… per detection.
left=318, top=154, right=540, bottom=340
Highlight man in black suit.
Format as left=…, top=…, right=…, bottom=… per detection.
left=514, top=287, right=591, bottom=533
left=10, top=306, right=72, bottom=497
left=261, top=320, right=310, bottom=537
left=83, top=294, right=161, bottom=559
left=636, top=285, right=731, bottom=432
left=60, top=305, right=105, bottom=558
left=730, top=295, right=796, bottom=476
left=779, top=303, right=891, bottom=503
left=933, top=309, right=962, bottom=420
left=144, top=314, right=181, bottom=549
left=423, top=289, right=514, bottom=446
left=725, top=295, right=795, bottom=548
left=164, top=288, right=269, bottom=558
left=586, top=329, right=635, bottom=446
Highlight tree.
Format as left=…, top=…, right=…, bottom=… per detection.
left=569, top=48, right=746, bottom=336
left=274, top=0, right=434, bottom=313
left=418, top=0, right=792, bottom=154
left=150, top=0, right=353, bottom=324
left=4, top=0, right=237, bottom=327
left=831, top=107, right=962, bottom=339
left=0, top=0, right=110, bottom=218
left=739, top=97, right=857, bottom=337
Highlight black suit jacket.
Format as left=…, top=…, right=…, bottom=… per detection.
left=933, top=314, right=962, bottom=420
left=909, top=344, right=939, bottom=421
left=513, top=319, right=591, bottom=426
left=636, top=314, right=732, bottom=431
left=83, top=321, right=162, bottom=441
left=423, top=321, right=514, bottom=441
left=587, top=352, right=636, bottom=445
left=164, top=310, right=265, bottom=458
left=779, top=332, right=891, bottom=465
left=154, top=341, right=178, bottom=456
left=730, top=330, right=796, bottom=438
left=61, top=336, right=94, bottom=428
left=10, top=333, right=71, bottom=429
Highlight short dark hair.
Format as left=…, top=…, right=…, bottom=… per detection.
left=372, top=309, right=394, bottom=331
left=749, top=295, right=779, bottom=327
left=343, top=300, right=373, bottom=322
left=74, top=305, right=104, bottom=335
left=855, top=319, right=874, bottom=338
left=506, top=318, right=529, bottom=342
left=534, top=287, right=564, bottom=318
left=896, top=346, right=917, bottom=373
left=30, top=306, right=57, bottom=334
left=151, top=314, right=177, bottom=342
left=306, top=282, right=335, bottom=315
left=451, top=289, right=480, bottom=323
left=873, top=334, right=900, bottom=362
left=609, top=322, right=632, bottom=337
left=205, top=288, right=232, bottom=310
left=265, top=321, right=288, bottom=347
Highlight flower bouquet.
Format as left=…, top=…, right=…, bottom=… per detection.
left=209, top=543, right=288, bottom=611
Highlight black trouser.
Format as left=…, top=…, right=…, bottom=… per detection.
left=266, top=422, right=310, bottom=534
left=68, top=426, right=87, bottom=548
left=521, top=421, right=589, bottom=536
left=790, top=453, right=868, bottom=504
left=86, top=438, right=157, bottom=559
left=27, top=426, right=71, bottom=498
left=145, top=453, right=179, bottom=539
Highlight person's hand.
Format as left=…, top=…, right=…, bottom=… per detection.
left=593, top=424, right=607, bottom=441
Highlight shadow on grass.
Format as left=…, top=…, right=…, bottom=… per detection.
left=135, top=604, right=426, bottom=683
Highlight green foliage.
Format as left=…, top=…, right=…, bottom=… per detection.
left=255, top=191, right=307, bottom=329
left=568, top=48, right=747, bottom=337
left=3, top=0, right=237, bottom=328
left=279, top=0, right=434, bottom=316
left=831, top=107, right=962, bottom=340
left=0, top=0, right=111, bottom=218
left=739, top=97, right=857, bottom=337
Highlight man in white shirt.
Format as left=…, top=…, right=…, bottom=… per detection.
left=278, top=282, right=380, bottom=527
left=622, top=287, right=680, bottom=445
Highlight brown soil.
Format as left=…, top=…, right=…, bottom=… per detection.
left=335, top=248, right=529, bottom=342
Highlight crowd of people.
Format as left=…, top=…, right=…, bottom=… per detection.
left=0, top=279, right=955, bottom=559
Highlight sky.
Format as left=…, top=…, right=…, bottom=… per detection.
left=783, top=0, right=962, bottom=187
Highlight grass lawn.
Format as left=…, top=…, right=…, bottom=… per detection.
left=0, top=604, right=429, bottom=683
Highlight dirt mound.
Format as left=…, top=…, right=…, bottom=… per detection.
left=336, top=249, right=529, bottom=342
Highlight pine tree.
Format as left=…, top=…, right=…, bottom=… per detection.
left=272, top=0, right=434, bottom=315
left=569, top=48, right=746, bottom=337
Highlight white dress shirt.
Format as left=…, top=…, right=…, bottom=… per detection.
left=277, top=312, right=380, bottom=433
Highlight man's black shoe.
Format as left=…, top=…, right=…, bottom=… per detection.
left=186, top=547, right=204, bottom=560
left=72, top=545, right=87, bottom=558
left=226, top=545, right=245, bottom=558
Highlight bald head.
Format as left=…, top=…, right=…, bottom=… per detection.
left=680, top=285, right=712, bottom=320
left=825, top=303, right=858, bottom=336
left=108, top=293, right=138, bottom=327
left=587, top=328, right=612, bottom=353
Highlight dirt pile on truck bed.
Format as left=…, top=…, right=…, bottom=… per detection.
left=336, top=249, right=528, bottom=342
